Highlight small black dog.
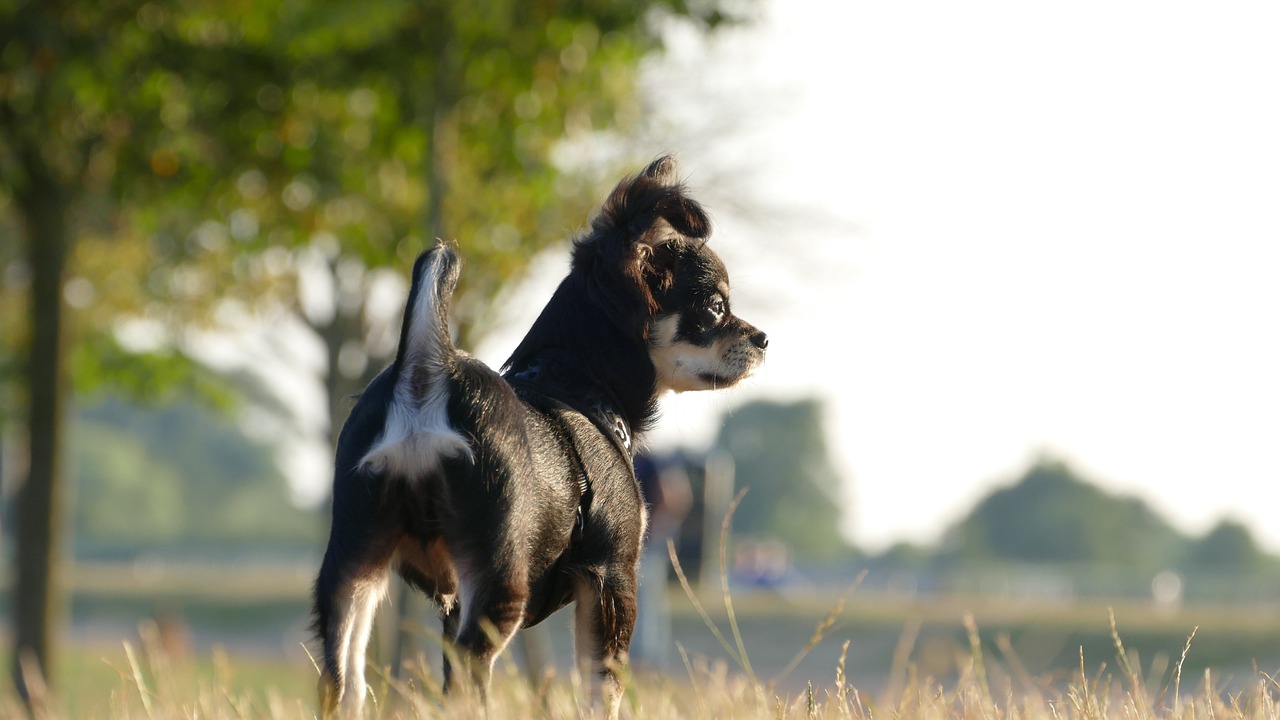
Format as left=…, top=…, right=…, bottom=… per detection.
left=311, top=155, right=766, bottom=717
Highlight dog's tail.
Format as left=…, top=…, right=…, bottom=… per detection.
left=358, top=242, right=472, bottom=477
left=395, top=242, right=462, bottom=372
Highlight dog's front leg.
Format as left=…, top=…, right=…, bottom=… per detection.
left=573, top=572, right=637, bottom=719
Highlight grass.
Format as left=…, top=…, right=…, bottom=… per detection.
left=5, top=611, right=1280, bottom=719
left=6, top=504, right=1279, bottom=717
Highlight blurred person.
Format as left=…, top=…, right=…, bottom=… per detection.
left=632, top=451, right=693, bottom=671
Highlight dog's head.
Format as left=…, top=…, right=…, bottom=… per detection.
left=573, top=155, right=767, bottom=393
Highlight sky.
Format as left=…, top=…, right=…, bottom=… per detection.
left=259, top=0, right=1280, bottom=555
left=482, top=0, right=1280, bottom=554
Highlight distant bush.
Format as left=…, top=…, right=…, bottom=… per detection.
left=67, top=396, right=321, bottom=560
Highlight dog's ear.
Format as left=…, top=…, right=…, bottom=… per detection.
left=642, top=154, right=678, bottom=184
left=645, top=154, right=710, bottom=240
left=572, top=155, right=712, bottom=335
left=654, top=192, right=710, bottom=241
left=594, top=155, right=710, bottom=243
left=638, top=240, right=679, bottom=304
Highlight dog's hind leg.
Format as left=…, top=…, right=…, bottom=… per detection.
left=572, top=570, right=638, bottom=720
left=393, top=537, right=463, bottom=691
left=448, top=559, right=529, bottom=696
left=340, top=573, right=389, bottom=716
left=313, top=530, right=398, bottom=717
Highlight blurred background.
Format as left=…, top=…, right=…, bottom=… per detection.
left=3, top=0, right=1278, bottom=714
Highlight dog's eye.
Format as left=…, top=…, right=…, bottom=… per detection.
left=707, top=297, right=726, bottom=322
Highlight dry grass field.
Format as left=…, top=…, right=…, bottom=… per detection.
left=5, top=590, right=1279, bottom=720
left=7, top=525, right=1280, bottom=712
left=6, top=520, right=1278, bottom=717
left=5, top=623, right=1279, bottom=719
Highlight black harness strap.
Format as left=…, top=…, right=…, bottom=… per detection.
left=504, top=362, right=634, bottom=457
left=560, top=426, right=593, bottom=544
left=505, top=361, right=634, bottom=545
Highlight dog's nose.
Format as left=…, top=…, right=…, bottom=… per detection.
left=750, top=330, right=768, bottom=350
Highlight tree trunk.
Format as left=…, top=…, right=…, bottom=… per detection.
left=12, top=167, right=70, bottom=708
left=318, top=308, right=360, bottom=455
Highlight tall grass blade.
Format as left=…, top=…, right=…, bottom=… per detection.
left=834, top=638, right=852, bottom=715
left=771, top=570, right=866, bottom=687
left=719, top=487, right=756, bottom=682
left=668, top=538, right=746, bottom=670
left=300, top=642, right=322, bottom=678
left=963, top=613, right=992, bottom=708
left=995, top=632, right=1038, bottom=696
left=1262, top=670, right=1280, bottom=691
left=17, top=648, right=54, bottom=719
left=1173, top=626, right=1198, bottom=711
left=122, top=641, right=154, bottom=718
left=883, top=618, right=921, bottom=703
left=675, top=641, right=706, bottom=715
left=1107, top=607, right=1143, bottom=699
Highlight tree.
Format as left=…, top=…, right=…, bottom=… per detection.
left=2, top=0, right=748, bottom=700
left=1183, top=519, right=1265, bottom=571
left=218, top=2, right=742, bottom=452
left=1, top=1, right=298, bottom=701
left=713, top=398, right=849, bottom=560
left=941, top=457, right=1186, bottom=571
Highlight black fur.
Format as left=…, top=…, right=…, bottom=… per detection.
left=310, top=156, right=766, bottom=717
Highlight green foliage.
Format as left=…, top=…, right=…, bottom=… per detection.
left=200, top=0, right=738, bottom=344
left=714, top=398, right=849, bottom=560
left=71, top=422, right=187, bottom=545
left=872, top=541, right=933, bottom=570
left=67, top=334, right=236, bottom=410
left=1184, top=518, right=1267, bottom=571
left=931, top=456, right=1279, bottom=576
left=70, top=396, right=320, bottom=559
left=0, top=0, right=302, bottom=403
left=1, top=0, right=750, bottom=395
left=0, top=0, right=751, bottom=698
left=0, top=206, right=24, bottom=391
left=940, top=457, right=1187, bottom=571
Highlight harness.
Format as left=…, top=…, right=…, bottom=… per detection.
left=504, top=360, right=634, bottom=543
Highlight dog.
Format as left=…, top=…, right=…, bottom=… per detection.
left=311, top=155, right=767, bottom=717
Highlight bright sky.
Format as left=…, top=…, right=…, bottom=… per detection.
left=534, top=0, right=1280, bottom=553
left=270, top=0, right=1280, bottom=556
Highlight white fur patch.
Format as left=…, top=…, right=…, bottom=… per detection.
left=649, top=315, right=761, bottom=393
left=359, top=379, right=471, bottom=477
left=359, top=254, right=473, bottom=477
left=338, top=575, right=388, bottom=716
